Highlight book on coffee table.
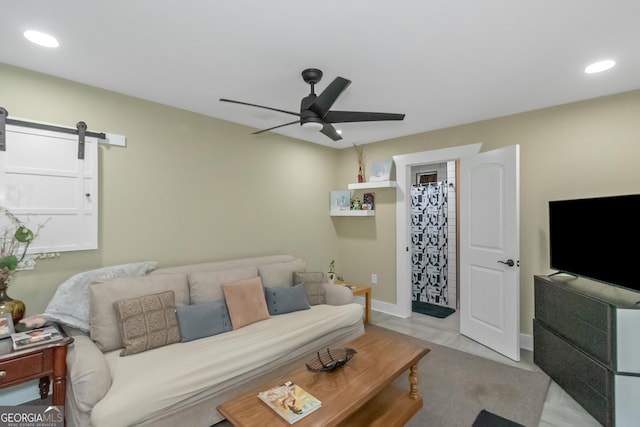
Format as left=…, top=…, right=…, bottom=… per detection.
left=258, top=381, right=321, bottom=424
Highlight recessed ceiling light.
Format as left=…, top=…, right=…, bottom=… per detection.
left=584, top=60, right=615, bottom=74
left=24, top=30, right=59, bottom=48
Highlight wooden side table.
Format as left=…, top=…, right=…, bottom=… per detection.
left=0, top=325, right=73, bottom=407
left=341, top=283, right=371, bottom=324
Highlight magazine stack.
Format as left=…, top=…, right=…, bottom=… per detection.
left=257, top=381, right=321, bottom=424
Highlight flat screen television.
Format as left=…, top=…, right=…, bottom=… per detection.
left=549, top=194, right=640, bottom=293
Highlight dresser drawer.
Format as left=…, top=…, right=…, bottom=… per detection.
left=535, top=276, right=614, bottom=366
left=534, top=320, right=613, bottom=426
left=0, top=353, right=45, bottom=385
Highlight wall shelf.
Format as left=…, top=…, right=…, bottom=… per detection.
left=348, top=181, right=396, bottom=190
left=330, top=210, right=375, bottom=217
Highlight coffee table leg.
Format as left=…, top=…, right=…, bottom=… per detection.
left=409, top=364, right=419, bottom=400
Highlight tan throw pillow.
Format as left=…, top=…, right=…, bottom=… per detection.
left=293, top=272, right=327, bottom=305
left=113, top=291, right=181, bottom=356
left=222, top=277, right=270, bottom=329
left=257, top=258, right=307, bottom=288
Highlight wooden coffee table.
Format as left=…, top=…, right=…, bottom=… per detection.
left=218, top=325, right=430, bottom=426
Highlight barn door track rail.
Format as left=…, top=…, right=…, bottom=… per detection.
left=0, top=107, right=106, bottom=159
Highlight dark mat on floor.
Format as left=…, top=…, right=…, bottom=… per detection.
left=412, top=300, right=456, bottom=318
left=472, top=409, right=525, bottom=427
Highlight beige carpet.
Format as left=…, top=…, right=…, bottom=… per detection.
left=400, top=341, right=550, bottom=427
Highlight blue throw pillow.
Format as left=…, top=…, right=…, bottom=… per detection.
left=176, top=300, right=232, bottom=342
left=264, top=283, right=311, bottom=315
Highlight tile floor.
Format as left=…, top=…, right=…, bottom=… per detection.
left=371, top=310, right=602, bottom=427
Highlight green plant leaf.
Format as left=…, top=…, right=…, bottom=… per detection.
left=14, top=226, right=34, bottom=243
left=0, top=255, right=19, bottom=271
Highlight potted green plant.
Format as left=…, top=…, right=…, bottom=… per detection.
left=328, top=260, right=336, bottom=285
left=0, top=207, right=43, bottom=323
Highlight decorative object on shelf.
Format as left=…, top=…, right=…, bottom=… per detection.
left=369, top=159, right=393, bottom=182
left=330, top=190, right=351, bottom=212
left=352, top=199, right=362, bottom=210
left=354, top=144, right=365, bottom=183
left=363, top=192, right=375, bottom=210
left=0, top=207, right=46, bottom=323
left=305, top=347, right=357, bottom=372
left=328, top=260, right=336, bottom=284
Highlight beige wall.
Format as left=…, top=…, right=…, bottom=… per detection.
left=335, top=89, right=640, bottom=334
left=2, top=62, right=639, bottom=335
left=0, top=63, right=340, bottom=315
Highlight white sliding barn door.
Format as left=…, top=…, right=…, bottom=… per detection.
left=0, top=125, right=98, bottom=253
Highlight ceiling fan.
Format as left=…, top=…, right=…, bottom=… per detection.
left=220, top=68, right=405, bottom=141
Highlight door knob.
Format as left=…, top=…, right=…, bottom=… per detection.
left=498, top=259, right=515, bottom=267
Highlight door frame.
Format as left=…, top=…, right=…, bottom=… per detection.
left=393, top=143, right=482, bottom=318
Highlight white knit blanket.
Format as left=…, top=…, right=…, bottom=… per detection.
left=43, top=261, right=158, bottom=331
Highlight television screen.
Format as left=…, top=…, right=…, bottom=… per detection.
left=549, top=194, right=640, bottom=293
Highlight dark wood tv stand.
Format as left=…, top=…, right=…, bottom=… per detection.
left=533, top=274, right=640, bottom=426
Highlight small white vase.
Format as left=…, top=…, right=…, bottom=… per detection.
left=328, top=275, right=336, bottom=285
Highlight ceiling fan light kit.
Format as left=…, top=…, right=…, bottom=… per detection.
left=220, top=68, right=405, bottom=142
left=301, top=121, right=323, bottom=131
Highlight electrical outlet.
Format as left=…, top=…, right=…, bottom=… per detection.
left=371, top=274, right=377, bottom=284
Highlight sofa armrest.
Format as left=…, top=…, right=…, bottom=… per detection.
left=323, top=283, right=354, bottom=305
left=66, top=334, right=112, bottom=412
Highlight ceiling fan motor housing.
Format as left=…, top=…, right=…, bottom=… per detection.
left=301, top=94, right=322, bottom=126
left=301, top=68, right=323, bottom=85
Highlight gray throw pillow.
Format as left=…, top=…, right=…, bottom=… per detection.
left=264, top=283, right=311, bottom=315
left=176, top=300, right=232, bottom=342
left=293, top=272, right=327, bottom=305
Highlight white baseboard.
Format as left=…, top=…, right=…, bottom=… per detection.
left=520, top=333, right=533, bottom=352
left=370, top=301, right=535, bottom=352
left=371, top=299, right=409, bottom=318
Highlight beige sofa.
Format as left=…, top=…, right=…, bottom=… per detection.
left=62, top=255, right=365, bottom=427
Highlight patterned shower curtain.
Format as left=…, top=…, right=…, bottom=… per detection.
left=411, top=182, right=448, bottom=306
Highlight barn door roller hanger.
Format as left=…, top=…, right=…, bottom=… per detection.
left=0, top=107, right=106, bottom=159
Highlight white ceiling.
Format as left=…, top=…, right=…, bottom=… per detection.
left=1, top=1, right=639, bottom=149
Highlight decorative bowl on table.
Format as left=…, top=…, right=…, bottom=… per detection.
left=305, top=348, right=357, bottom=372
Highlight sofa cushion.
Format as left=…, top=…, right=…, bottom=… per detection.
left=222, top=277, right=270, bottom=329
left=293, top=272, right=327, bottom=305
left=113, top=291, right=181, bottom=356
left=188, top=266, right=258, bottom=304
left=176, top=301, right=232, bottom=342
left=90, top=274, right=189, bottom=352
left=257, top=258, right=306, bottom=288
left=264, top=283, right=310, bottom=315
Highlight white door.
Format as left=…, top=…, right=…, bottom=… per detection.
left=459, top=145, right=520, bottom=361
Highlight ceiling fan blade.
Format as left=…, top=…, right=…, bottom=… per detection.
left=320, top=124, right=343, bottom=141
left=252, top=120, right=301, bottom=135
left=220, top=98, right=300, bottom=117
left=309, top=77, right=351, bottom=118
left=324, top=110, right=405, bottom=123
